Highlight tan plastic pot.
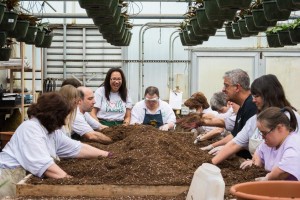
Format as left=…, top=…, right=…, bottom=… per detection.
left=230, top=181, right=300, bottom=200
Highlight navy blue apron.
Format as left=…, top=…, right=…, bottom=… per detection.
left=143, top=109, right=163, bottom=128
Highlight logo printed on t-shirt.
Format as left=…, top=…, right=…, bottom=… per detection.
left=105, top=100, right=124, bottom=113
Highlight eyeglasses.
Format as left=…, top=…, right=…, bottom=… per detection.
left=223, top=83, right=236, bottom=89
left=145, top=97, right=159, bottom=102
left=110, top=78, right=122, bottom=82
left=258, top=128, right=274, bottom=137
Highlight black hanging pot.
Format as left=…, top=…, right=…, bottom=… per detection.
left=196, top=8, right=224, bottom=29
left=17, top=26, right=38, bottom=44
left=182, top=29, right=202, bottom=46
left=179, top=32, right=189, bottom=46
left=263, top=0, right=291, bottom=21
left=7, top=20, right=29, bottom=39
left=266, top=33, right=283, bottom=47
left=0, top=11, right=18, bottom=32
left=237, top=19, right=254, bottom=37
left=36, top=34, right=53, bottom=48
left=232, top=22, right=242, bottom=37
left=252, top=9, right=277, bottom=28
left=289, top=27, right=300, bottom=43
left=277, top=30, right=297, bottom=46
left=204, top=0, right=237, bottom=21
left=292, top=0, right=300, bottom=4
left=244, top=15, right=268, bottom=32
left=0, top=2, right=6, bottom=24
left=86, top=3, right=118, bottom=19
left=0, top=47, right=12, bottom=61
left=225, top=24, right=241, bottom=39
left=34, top=30, right=45, bottom=46
left=186, top=25, right=205, bottom=43
left=216, top=0, right=252, bottom=9
left=0, top=31, right=6, bottom=47
left=78, top=0, right=113, bottom=9
left=190, top=17, right=214, bottom=37
left=276, top=0, right=300, bottom=11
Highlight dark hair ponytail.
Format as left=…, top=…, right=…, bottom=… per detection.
left=257, top=106, right=298, bottom=132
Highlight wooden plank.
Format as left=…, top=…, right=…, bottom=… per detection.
left=17, top=175, right=189, bottom=197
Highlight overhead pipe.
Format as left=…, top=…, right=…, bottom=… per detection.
left=138, top=22, right=180, bottom=100
left=32, top=13, right=185, bottom=19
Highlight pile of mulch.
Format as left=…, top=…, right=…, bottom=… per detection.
left=25, top=125, right=266, bottom=199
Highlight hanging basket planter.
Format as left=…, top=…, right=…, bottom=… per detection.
left=204, top=0, right=237, bottom=21
left=179, top=32, right=189, bottom=46
left=252, top=9, right=277, bottom=28
left=216, top=0, right=252, bottom=9
left=190, top=17, right=215, bottom=37
left=289, top=27, right=300, bottom=43
left=237, top=19, right=254, bottom=37
left=0, top=47, right=12, bottom=61
left=93, top=7, right=121, bottom=27
left=182, top=29, right=202, bottom=46
left=17, top=26, right=38, bottom=44
left=0, top=11, right=18, bottom=32
left=99, top=15, right=125, bottom=35
left=0, top=31, right=6, bottom=47
left=276, top=0, right=300, bottom=11
left=36, top=34, right=53, bottom=48
left=34, top=30, right=46, bottom=46
left=186, top=25, right=205, bottom=43
left=277, top=30, right=297, bottom=46
left=266, top=33, right=283, bottom=47
left=85, top=0, right=122, bottom=18
left=292, top=0, right=300, bottom=4
left=78, top=0, right=114, bottom=9
left=225, top=24, right=241, bottom=39
left=196, top=8, right=224, bottom=29
left=263, top=0, right=291, bottom=21
left=244, top=15, right=268, bottom=32
left=0, top=2, right=6, bottom=24
left=7, top=20, right=29, bottom=39
left=232, top=22, right=242, bottom=37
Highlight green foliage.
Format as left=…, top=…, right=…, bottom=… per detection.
left=265, top=26, right=283, bottom=35
left=291, top=19, right=300, bottom=29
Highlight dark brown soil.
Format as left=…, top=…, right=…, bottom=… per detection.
left=24, top=125, right=266, bottom=200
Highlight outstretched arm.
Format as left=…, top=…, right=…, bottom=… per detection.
left=211, top=140, right=242, bottom=165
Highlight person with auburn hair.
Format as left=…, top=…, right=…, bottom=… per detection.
left=251, top=107, right=300, bottom=181
left=0, top=92, right=113, bottom=198
left=90, top=68, right=132, bottom=127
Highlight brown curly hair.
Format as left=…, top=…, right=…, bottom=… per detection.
left=184, top=92, right=209, bottom=110
left=27, top=92, right=71, bottom=133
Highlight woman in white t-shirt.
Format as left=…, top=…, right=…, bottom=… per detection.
left=90, top=68, right=132, bottom=127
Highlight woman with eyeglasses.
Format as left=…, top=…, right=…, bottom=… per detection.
left=90, top=67, right=132, bottom=127
left=130, top=86, right=176, bottom=131
left=250, top=106, right=300, bottom=181
left=211, top=74, right=300, bottom=166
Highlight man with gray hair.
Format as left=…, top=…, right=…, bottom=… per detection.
left=200, top=69, right=257, bottom=160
